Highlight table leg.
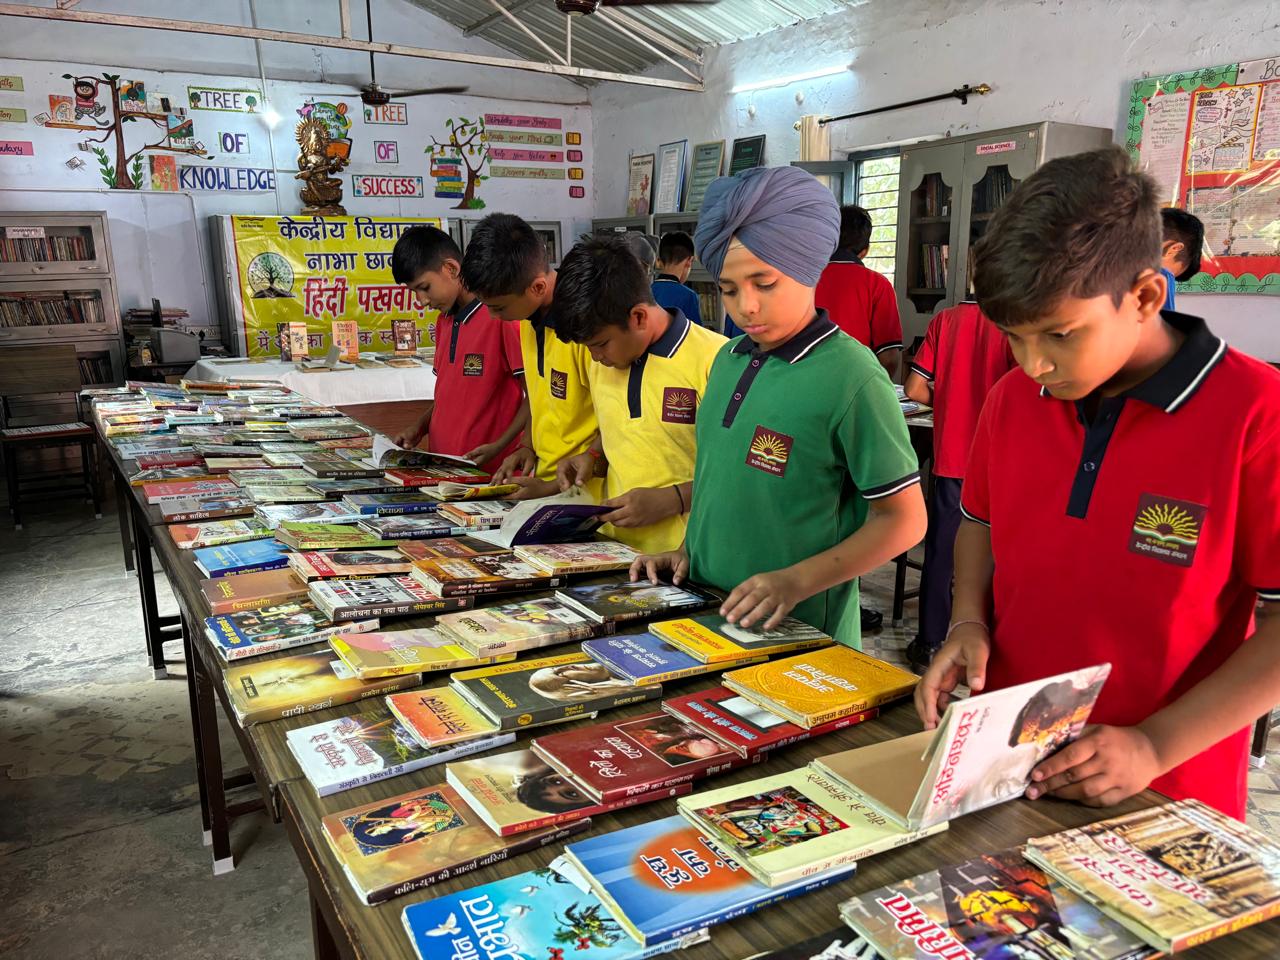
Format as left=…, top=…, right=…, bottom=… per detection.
left=310, top=892, right=343, bottom=960
left=129, top=502, right=166, bottom=679
left=181, top=612, right=213, bottom=847
left=113, top=466, right=134, bottom=573
left=193, top=643, right=235, bottom=875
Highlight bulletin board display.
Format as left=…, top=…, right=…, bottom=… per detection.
left=229, top=215, right=442, bottom=356
left=1126, top=56, right=1280, bottom=295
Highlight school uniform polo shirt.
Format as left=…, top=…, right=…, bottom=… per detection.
left=909, top=301, right=1017, bottom=479
left=651, top=274, right=703, bottom=326
left=588, top=309, right=726, bottom=554
left=430, top=298, right=524, bottom=472
left=685, top=313, right=920, bottom=647
left=519, top=308, right=598, bottom=481
left=961, top=311, right=1280, bottom=819
left=814, top=251, right=903, bottom=357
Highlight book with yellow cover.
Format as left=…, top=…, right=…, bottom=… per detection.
left=328, top=627, right=514, bottom=679
left=650, top=614, right=833, bottom=665
left=722, top=647, right=919, bottom=729
left=385, top=687, right=499, bottom=748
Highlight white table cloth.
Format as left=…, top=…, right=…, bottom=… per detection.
left=184, top=358, right=436, bottom=406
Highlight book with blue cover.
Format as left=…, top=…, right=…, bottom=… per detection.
left=193, top=538, right=292, bottom=578
left=204, top=601, right=378, bottom=661
left=342, top=492, right=441, bottom=516
left=582, top=633, right=766, bottom=685
left=564, top=814, right=857, bottom=946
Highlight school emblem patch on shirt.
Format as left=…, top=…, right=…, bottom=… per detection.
left=550, top=369, right=568, bottom=399
left=1128, top=493, right=1206, bottom=567
left=462, top=353, right=484, bottom=377
left=662, top=387, right=697, bottom=424
left=745, top=425, right=794, bottom=477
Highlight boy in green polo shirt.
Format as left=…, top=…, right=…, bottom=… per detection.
left=630, top=166, right=926, bottom=647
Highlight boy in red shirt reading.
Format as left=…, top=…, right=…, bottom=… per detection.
left=915, top=147, right=1280, bottom=820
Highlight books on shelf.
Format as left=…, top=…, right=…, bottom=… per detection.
left=274, top=521, right=394, bottom=551
left=386, top=687, right=501, bottom=748
left=582, top=633, right=765, bottom=686
left=0, top=290, right=105, bottom=327
left=356, top=515, right=466, bottom=540
left=223, top=649, right=420, bottom=724
left=308, top=575, right=471, bottom=620
left=341, top=492, right=441, bottom=516
left=812, top=664, right=1111, bottom=832
left=329, top=627, right=514, bottom=679
left=167, top=517, right=271, bottom=550
left=409, top=552, right=564, bottom=598
left=722, top=647, right=919, bottom=729
left=200, top=568, right=310, bottom=614
left=555, top=579, right=719, bottom=625
left=651, top=614, right=833, bottom=665
left=918, top=243, right=949, bottom=290
left=513, top=541, right=640, bottom=576
left=435, top=597, right=599, bottom=658
left=288, top=549, right=412, bottom=580
left=193, top=538, right=291, bottom=578
left=397, top=536, right=509, bottom=562
left=204, top=601, right=378, bottom=661
left=253, top=502, right=362, bottom=530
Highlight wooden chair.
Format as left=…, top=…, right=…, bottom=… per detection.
left=0, top=344, right=101, bottom=529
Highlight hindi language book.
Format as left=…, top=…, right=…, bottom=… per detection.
left=555, top=579, right=719, bottom=625
left=582, top=633, right=765, bottom=686
left=651, top=615, right=833, bottom=665
left=288, top=549, right=413, bottom=581
left=422, top=481, right=521, bottom=501
left=409, top=553, right=564, bottom=598
left=397, top=536, right=509, bottom=562
left=385, top=465, right=491, bottom=488
left=142, top=478, right=239, bottom=504
left=386, top=687, right=500, bottom=748
left=273, top=521, right=395, bottom=551
left=253, top=501, right=362, bottom=530
left=472, top=491, right=609, bottom=548
left=513, top=541, right=641, bottom=576
left=356, top=515, right=467, bottom=541
left=435, top=597, right=599, bottom=658
left=329, top=627, right=514, bottom=679
left=167, top=517, right=271, bottom=550
left=205, top=600, right=377, bottom=660
left=193, top=538, right=292, bottom=578
left=223, top=649, right=420, bottom=725
left=246, top=485, right=327, bottom=504
left=341, top=492, right=442, bottom=516
left=308, top=575, right=471, bottom=620
left=200, top=567, right=310, bottom=614
left=436, top=499, right=517, bottom=527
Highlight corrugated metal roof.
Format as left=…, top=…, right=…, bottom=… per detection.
left=407, top=0, right=857, bottom=78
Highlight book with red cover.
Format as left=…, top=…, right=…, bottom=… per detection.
left=136, top=451, right=204, bottom=469
left=384, top=466, right=490, bottom=488
left=531, top=711, right=752, bottom=804
left=397, top=537, right=508, bottom=562
left=662, top=686, right=879, bottom=760
left=200, top=568, right=311, bottom=614
left=142, top=479, right=240, bottom=504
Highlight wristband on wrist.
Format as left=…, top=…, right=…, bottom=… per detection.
left=945, top=619, right=989, bottom=641
left=671, top=484, right=686, bottom=514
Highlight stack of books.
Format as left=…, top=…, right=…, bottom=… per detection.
left=435, top=596, right=601, bottom=658
left=308, top=575, right=471, bottom=620
left=204, top=600, right=378, bottom=661
left=274, top=521, right=394, bottom=551
left=409, top=551, right=565, bottom=598
left=328, top=626, right=515, bottom=679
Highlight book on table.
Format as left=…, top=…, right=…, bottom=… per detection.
left=308, top=575, right=471, bottom=620
left=409, top=552, right=564, bottom=598
left=287, top=549, right=412, bottom=580
left=133, top=450, right=204, bottom=469
left=286, top=701, right=514, bottom=797
left=812, top=664, right=1111, bottom=831
left=301, top=459, right=385, bottom=480
left=421, top=481, right=520, bottom=501
left=200, top=568, right=311, bottom=614
left=306, top=477, right=398, bottom=497
left=676, top=767, right=948, bottom=888
left=142, top=478, right=239, bottom=504
left=722, top=646, right=921, bottom=729
left=316, top=434, right=373, bottom=449
left=555, top=579, right=719, bottom=625
left=434, top=597, right=600, bottom=658
left=385, top=465, right=490, bottom=487
left=396, top=536, right=509, bottom=561
left=435, top=499, right=516, bottom=528
left=582, top=633, right=766, bottom=686
left=167, top=517, right=271, bottom=550
left=513, top=541, right=641, bottom=575
left=651, top=614, right=833, bottom=664
left=450, top=651, right=662, bottom=731
left=746, top=929, right=885, bottom=960
left=205, top=600, right=378, bottom=660
left=839, top=845, right=1157, bottom=960
left=160, top=494, right=255, bottom=523
left=222, top=649, right=420, bottom=725
left=386, top=686, right=501, bottom=747
left=194, top=538, right=291, bottom=578
left=128, top=465, right=216, bottom=486
left=273, top=521, right=395, bottom=551
left=368, top=434, right=481, bottom=470
left=246, top=485, right=327, bottom=504
left=472, top=490, right=610, bottom=548
left=355, top=514, right=466, bottom=540
left=341, top=492, right=441, bottom=516
left=329, top=627, right=515, bottom=679
left=205, top=457, right=270, bottom=473
left=253, top=502, right=362, bottom=530
left=446, top=747, right=693, bottom=837
left=227, top=467, right=313, bottom=486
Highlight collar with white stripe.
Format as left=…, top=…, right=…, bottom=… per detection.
left=653, top=273, right=683, bottom=284
left=647, top=308, right=691, bottom=359
left=828, top=249, right=863, bottom=265
left=730, top=310, right=839, bottom=364
left=448, top=296, right=483, bottom=325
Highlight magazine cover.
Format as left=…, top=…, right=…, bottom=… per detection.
left=513, top=541, right=641, bottom=575
left=555, top=579, right=719, bottom=624
left=193, top=539, right=291, bottom=578
left=386, top=687, right=500, bottom=747
left=451, top=652, right=661, bottom=730
left=167, top=517, right=271, bottom=550
left=205, top=601, right=377, bottom=660
left=1023, top=799, right=1280, bottom=953
left=582, top=634, right=765, bottom=686
left=839, top=847, right=1156, bottom=960
left=329, top=627, right=514, bottom=679
left=356, top=515, right=466, bottom=540
left=397, top=536, right=509, bottom=562
left=410, top=553, right=564, bottom=597
left=253, top=502, right=362, bottom=530
left=435, top=598, right=598, bottom=657
left=288, top=549, right=412, bottom=580
left=223, top=649, right=419, bottom=725
left=200, top=568, right=310, bottom=614
left=308, top=575, right=470, bottom=620
left=651, top=615, right=832, bottom=664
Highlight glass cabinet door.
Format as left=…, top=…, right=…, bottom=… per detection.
left=0, top=215, right=110, bottom=277
left=896, top=141, right=965, bottom=329
left=955, top=131, right=1040, bottom=296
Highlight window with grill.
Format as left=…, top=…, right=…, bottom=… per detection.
left=853, top=150, right=901, bottom=281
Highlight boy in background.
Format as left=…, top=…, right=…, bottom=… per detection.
left=902, top=294, right=1016, bottom=672
left=631, top=166, right=926, bottom=647
left=916, top=147, right=1280, bottom=819
left=553, top=236, right=726, bottom=554
left=388, top=226, right=527, bottom=473
left=461, top=214, right=598, bottom=498
left=815, top=204, right=902, bottom=379
left=651, top=230, right=704, bottom=327
left=1159, top=207, right=1204, bottom=311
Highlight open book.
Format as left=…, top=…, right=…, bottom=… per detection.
left=472, top=488, right=610, bottom=548
left=368, top=434, right=480, bottom=470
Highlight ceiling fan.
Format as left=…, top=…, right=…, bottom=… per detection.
left=350, top=0, right=469, bottom=106
left=555, top=0, right=718, bottom=10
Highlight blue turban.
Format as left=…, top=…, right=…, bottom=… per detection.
left=694, top=165, right=840, bottom=286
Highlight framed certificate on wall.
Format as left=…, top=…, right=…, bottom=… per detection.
left=654, top=139, right=688, bottom=214
left=627, top=153, right=655, bottom=217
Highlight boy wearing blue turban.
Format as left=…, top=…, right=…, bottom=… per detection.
left=630, top=166, right=926, bottom=647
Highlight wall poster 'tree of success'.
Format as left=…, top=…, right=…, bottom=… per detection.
left=1127, top=55, right=1280, bottom=295
left=229, top=215, right=441, bottom=357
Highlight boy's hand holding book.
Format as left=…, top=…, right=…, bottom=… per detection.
left=719, top=566, right=810, bottom=632
left=630, top=546, right=689, bottom=585
left=1026, top=723, right=1162, bottom=807
left=914, top=620, right=991, bottom=728
left=600, top=487, right=680, bottom=528
left=555, top=451, right=602, bottom=491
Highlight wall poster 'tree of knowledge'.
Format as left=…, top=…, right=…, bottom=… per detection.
left=1127, top=55, right=1280, bottom=295
left=229, top=215, right=442, bottom=356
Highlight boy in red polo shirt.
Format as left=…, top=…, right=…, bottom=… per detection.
left=903, top=296, right=1015, bottom=671
left=389, top=226, right=527, bottom=472
left=915, top=147, right=1280, bottom=820
left=814, top=204, right=902, bottom=379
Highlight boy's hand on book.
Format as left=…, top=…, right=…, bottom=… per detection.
left=629, top=548, right=689, bottom=586
left=557, top=453, right=596, bottom=491
left=463, top=440, right=502, bottom=468
left=392, top=430, right=424, bottom=449
left=505, top=475, right=560, bottom=501
left=914, top=626, right=990, bottom=729
left=492, top=445, right=536, bottom=483
left=601, top=487, right=678, bottom=528
left=721, top=568, right=808, bottom=632
left=1026, top=724, right=1162, bottom=806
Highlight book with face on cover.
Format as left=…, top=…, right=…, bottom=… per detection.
left=839, top=846, right=1157, bottom=960
left=397, top=536, right=508, bottom=562
left=200, top=568, right=311, bottom=614
left=329, top=627, right=514, bottom=679
left=652, top=614, right=834, bottom=665
left=288, top=549, right=412, bottom=580
left=341, top=492, right=442, bottom=516
left=410, top=552, right=564, bottom=598
left=167, top=517, right=272, bottom=550
left=435, top=597, right=599, bottom=658
left=308, top=575, right=471, bottom=620
left=1022, top=799, right=1280, bottom=954
left=273, top=521, right=395, bottom=551
left=194, top=538, right=292, bottom=578
left=446, top=748, right=693, bottom=837
left=205, top=601, right=378, bottom=661
left=513, top=541, right=641, bottom=575
left=555, top=579, right=719, bottom=625
left=450, top=652, right=662, bottom=730
left=582, top=633, right=766, bottom=686
left=223, top=649, right=420, bottom=725
left=812, top=664, right=1111, bottom=832
left=677, top=768, right=948, bottom=888
left=722, top=647, right=920, bottom=729
left=356, top=514, right=467, bottom=540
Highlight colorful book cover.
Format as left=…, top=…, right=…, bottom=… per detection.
left=451, top=652, right=661, bottom=730
left=435, top=597, right=598, bottom=657
left=135, top=450, right=203, bottom=469
left=397, top=536, right=508, bottom=562
left=386, top=465, right=491, bottom=488
left=193, top=538, right=292, bottom=578
left=663, top=686, right=878, bottom=759
left=555, top=579, right=719, bottom=625
left=329, top=627, right=514, bottom=679
left=288, top=549, right=412, bottom=580
left=167, top=517, right=271, bottom=550
left=286, top=701, right=514, bottom=797
left=815, top=665, right=1111, bottom=831
left=247, top=485, right=327, bottom=504
left=342, top=492, right=442, bottom=516
left=308, top=575, right=469, bottom=620
left=582, top=633, right=765, bottom=686
left=306, top=478, right=395, bottom=497
left=564, top=814, right=858, bottom=946
left=533, top=711, right=747, bottom=804
left=839, top=847, right=1156, bottom=960
left=1023, top=799, right=1280, bottom=954
left=332, top=319, right=360, bottom=362
left=746, top=929, right=885, bottom=960
left=205, top=601, right=377, bottom=661
left=253, top=502, right=362, bottom=530
left=205, top=457, right=271, bottom=472
left=423, top=481, right=520, bottom=501
left=722, top=647, right=920, bottom=729
left=651, top=615, right=833, bottom=665
left=392, top=318, right=418, bottom=354
left=274, top=521, right=395, bottom=551
left=436, top=499, right=517, bottom=526
left=357, top=515, right=466, bottom=540
left=386, top=687, right=500, bottom=747
left=288, top=321, right=309, bottom=359
left=677, top=768, right=948, bottom=888
left=200, top=568, right=310, bottom=614
left=288, top=424, right=370, bottom=442
left=371, top=436, right=480, bottom=470
left=409, top=553, right=564, bottom=598
left=513, top=541, right=641, bottom=575
left=142, top=478, right=239, bottom=504
left=223, top=649, right=420, bottom=725
left=314, top=434, right=374, bottom=448
left=446, top=748, right=693, bottom=837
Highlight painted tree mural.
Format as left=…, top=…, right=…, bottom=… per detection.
left=425, top=116, right=490, bottom=210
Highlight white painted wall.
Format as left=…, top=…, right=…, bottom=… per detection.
left=590, top=0, right=1280, bottom=361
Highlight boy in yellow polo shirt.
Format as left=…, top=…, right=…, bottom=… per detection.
left=461, top=214, right=597, bottom=497
left=552, top=237, right=726, bottom=553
